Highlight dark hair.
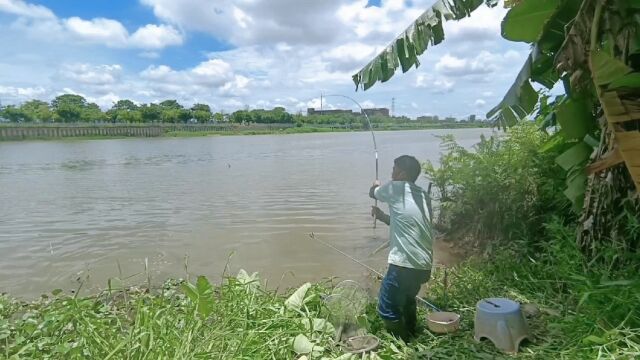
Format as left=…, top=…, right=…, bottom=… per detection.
left=394, top=155, right=421, bottom=182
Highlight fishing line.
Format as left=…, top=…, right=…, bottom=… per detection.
left=309, top=233, right=441, bottom=312
left=322, top=94, right=378, bottom=229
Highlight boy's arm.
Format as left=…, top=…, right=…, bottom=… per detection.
left=369, top=180, right=380, bottom=200
left=371, top=206, right=390, bottom=226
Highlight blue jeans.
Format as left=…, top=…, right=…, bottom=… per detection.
left=378, top=264, right=431, bottom=330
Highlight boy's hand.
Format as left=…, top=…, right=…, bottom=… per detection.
left=371, top=206, right=385, bottom=219
left=371, top=206, right=390, bottom=225
left=372, top=180, right=381, bottom=187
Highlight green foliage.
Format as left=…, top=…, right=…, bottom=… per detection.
left=501, top=0, right=560, bottom=42
left=352, top=0, right=498, bottom=90
left=406, top=219, right=640, bottom=359
left=230, top=107, right=294, bottom=124
left=20, top=100, right=52, bottom=122
left=0, top=105, right=30, bottom=123
left=423, top=122, right=572, bottom=245
left=191, top=103, right=212, bottom=123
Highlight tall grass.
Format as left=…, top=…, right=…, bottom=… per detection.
left=2, top=229, right=638, bottom=360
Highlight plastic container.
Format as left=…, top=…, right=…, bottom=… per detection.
left=427, top=311, right=460, bottom=334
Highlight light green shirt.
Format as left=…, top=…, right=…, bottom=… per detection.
left=374, top=181, right=433, bottom=270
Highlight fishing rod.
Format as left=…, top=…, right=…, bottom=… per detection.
left=322, top=94, right=379, bottom=229
left=309, top=233, right=441, bottom=312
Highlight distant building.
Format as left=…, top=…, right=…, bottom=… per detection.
left=307, top=108, right=356, bottom=116
left=445, top=116, right=456, bottom=122
left=362, top=108, right=390, bottom=117
left=469, top=114, right=476, bottom=122
left=417, top=115, right=435, bottom=122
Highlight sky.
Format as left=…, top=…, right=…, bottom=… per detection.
left=0, top=0, right=530, bottom=119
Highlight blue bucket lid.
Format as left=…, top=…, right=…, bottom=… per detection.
left=476, top=298, right=520, bottom=314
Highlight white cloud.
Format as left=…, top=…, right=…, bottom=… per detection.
left=0, top=0, right=54, bottom=19
left=220, top=75, right=251, bottom=97
left=59, top=64, right=122, bottom=85
left=129, top=24, right=184, bottom=49
left=141, top=0, right=356, bottom=46
left=3, top=1, right=183, bottom=50
left=415, top=73, right=455, bottom=93
left=191, top=59, right=233, bottom=86
left=435, top=52, right=498, bottom=77
left=64, top=17, right=129, bottom=46
left=360, top=100, right=376, bottom=108
left=322, top=42, right=379, bottom=72
left=0, top=0, right=532, bottom=118
left=0, top=85, right=47, bottom=98
left=138, top=59, right=236, bottom=101
left=63, top=17, right=183, bottom=49
left=474, top=99, right=486, bottom=107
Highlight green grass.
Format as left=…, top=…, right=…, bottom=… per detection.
left=2, top=223, right=638, bottom=359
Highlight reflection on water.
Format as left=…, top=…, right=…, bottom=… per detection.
left=0, top=129, right=489, bottom=297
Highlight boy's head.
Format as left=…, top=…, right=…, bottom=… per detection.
left=392, top=155, right=421, bottom=182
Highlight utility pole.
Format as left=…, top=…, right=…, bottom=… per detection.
left=320, top=92, right=323, bottom=112
left=391, top=97, right=395, bottom=117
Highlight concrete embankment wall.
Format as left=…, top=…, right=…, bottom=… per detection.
left=0, top=124, right=294, bottom=140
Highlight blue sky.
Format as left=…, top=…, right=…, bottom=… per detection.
left=0, top=0, right=529, bottom=118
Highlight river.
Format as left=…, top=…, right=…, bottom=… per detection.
left=0, top=129, right=488, bottom=298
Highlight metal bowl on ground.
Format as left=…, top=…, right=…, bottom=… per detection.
left=427, top=311, right=460, bottom=334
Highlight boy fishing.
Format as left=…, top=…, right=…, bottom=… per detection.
left=369, top=155, right=433, bottom=340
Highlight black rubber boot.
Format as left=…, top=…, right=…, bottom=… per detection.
left=383, top=319, right=410, bottom=342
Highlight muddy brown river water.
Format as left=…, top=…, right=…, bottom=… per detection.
left=0, top=129, right=488, bottom=297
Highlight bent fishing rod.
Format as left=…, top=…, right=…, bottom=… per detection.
left=322, top=94, right=379, bottom=229
left=309, top=233, right=441, bottom=312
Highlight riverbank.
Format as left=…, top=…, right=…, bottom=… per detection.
left=0, top=123, right=489, bottom=141
left=2, top=237, right=636, bottom=359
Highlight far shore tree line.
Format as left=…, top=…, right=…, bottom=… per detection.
left=0, top=94, right=484, bottom=126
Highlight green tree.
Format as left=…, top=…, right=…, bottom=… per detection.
left=108, top=100, right=141, bottom=123
left=213, top=112, right=225, bottom=122
left=20, top=100, right=52, bottom=122
left=83, top=103, right=107, bottom=122
left=140, top=103, right=162, bottom=123
left=159, top=100, right=183, bottom=110
left=191, top=103, right=212, bottom=123
left=0, top=105, right=30, bottom=122
left=51, top=94, right=88, bottom=123
left=111, top=99, right=138, bottom=112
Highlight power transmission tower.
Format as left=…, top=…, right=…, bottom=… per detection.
left=391, top=97, right=395, bottom=117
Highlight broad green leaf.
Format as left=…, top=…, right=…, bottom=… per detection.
left=502, top=0, right=560, bottom=43
left=537, top=0, right=582, bottom=51
left=556, top=142, right=592, bottom=171
left=293, top=334, right=314, bottom=355
left=582, top=335, right=607, bottom=345
left=195, top=276, right=214, bottom=317
left=591, top=50, right=633, bottom=86
left=353, top=0, right=485, bottom=90
left=334, top=354, right=355, bottom=360
left=487, top=52, right=539, bottom=128
left=107, top=277, right=124, bottom=293
left=285, top=283, right=311, bottom=310
left=556, top=99, right=594, bottom=140
left=609, top=73, right=640, bottom=89
left=181, top=282, right=198, bottom=303
left=301, top=318, right=335, bottom=334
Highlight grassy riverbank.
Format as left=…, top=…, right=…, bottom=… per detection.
left=0, top=123, right=489, bottom=141
left=1, top=232, right=637, bottom=359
